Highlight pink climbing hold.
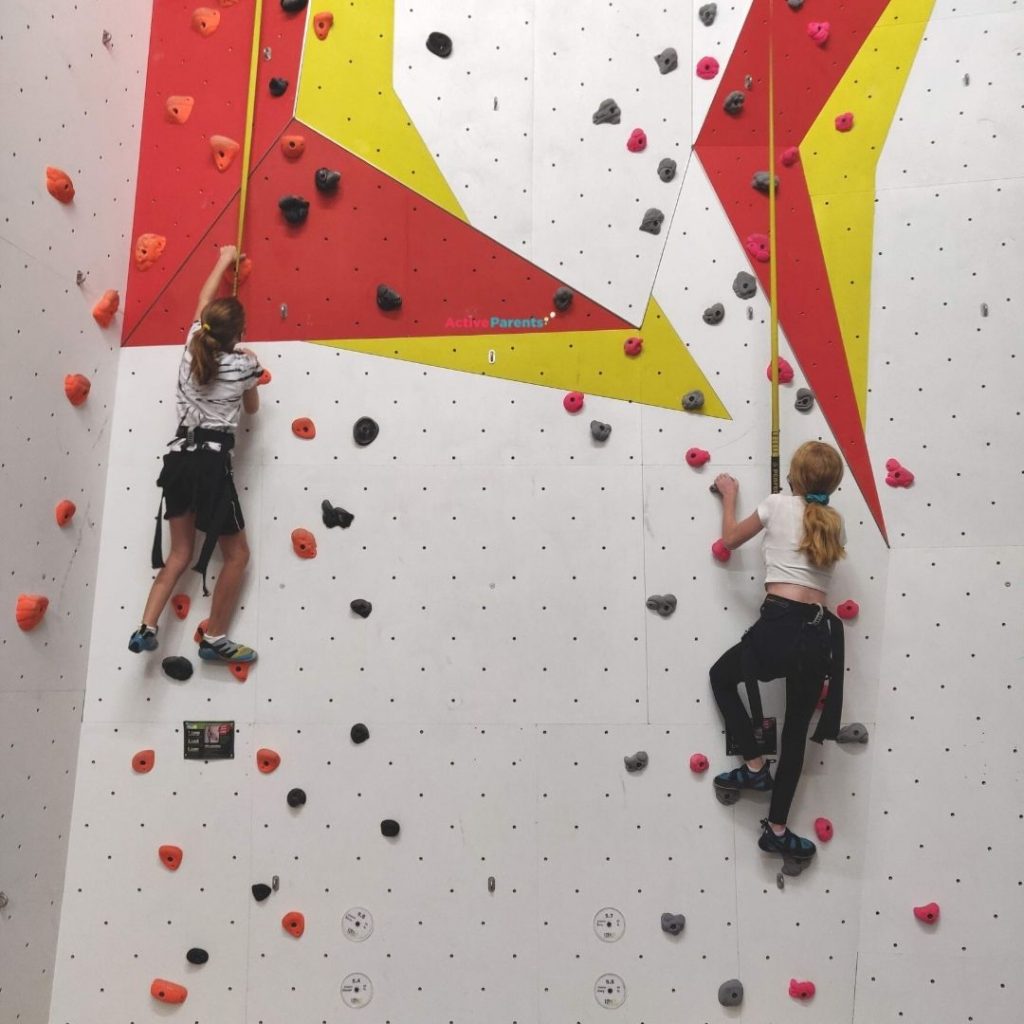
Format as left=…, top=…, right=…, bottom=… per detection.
left=745, top=233, right=770, bottom=263
left=685, top=447, right=710, bottom=468
left=689, top=753, right=710, bottom=773
left=836, top=599, right=859, bottom=620
left=835, top=112, right=854, bottom=132
left=814, top=817, right=834, bottom=842
left=563, top=391, right=584, bottom=413
left=766, top=357, right=794, bottom=384
left=789, top=979, right=816, bottom=1000
left=914, top=902, right=940, bottom=924
left=623, top=336, right=643, bottom=357
left=695, top=56, right=719, bottom=80
left=711, top=539, right=731, bottom=563
left=885, top=458, right=915, bottom=488
left=806, top=21, right=830, bottom=45
left=627, top=128, right=647, bottom=153
left=780, top=146, right=800, bottom=167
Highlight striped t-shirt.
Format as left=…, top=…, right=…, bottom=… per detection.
left=169, top=321, right=261, bottom=451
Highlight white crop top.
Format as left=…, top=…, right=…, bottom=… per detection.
left=755, top=493, right=846, bottom=593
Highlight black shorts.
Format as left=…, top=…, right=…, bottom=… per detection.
left=156, top=448, right=244, bottom=536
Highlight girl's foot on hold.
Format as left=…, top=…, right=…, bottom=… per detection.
left=128, top=624, right=158, bottom=653
left=757, top=818, right=816, bottom=860
left=198, top=634, right=258, bottom=664
left=714, top=760, right=774, bottom=792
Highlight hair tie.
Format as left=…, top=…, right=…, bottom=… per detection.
left=201, top=322, right=211, bottom=332
left=805, top=493, right=829, bottom=506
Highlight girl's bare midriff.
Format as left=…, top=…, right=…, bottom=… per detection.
left=765, top=581, right=827, bottom=605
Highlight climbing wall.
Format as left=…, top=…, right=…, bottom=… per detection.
left=27, top=1, right=1024, bottom=1023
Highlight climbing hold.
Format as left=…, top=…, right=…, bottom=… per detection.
left=291, top=528, right=317, bottom=559
left=711, top=539, right=731, bottom=562
left=353, top=416, right=379, bottom=445
left=660, top=912, right=686, bottom=935
left=814, top=817, right=834, bottom=842
left=193, top=618, right=209, bottom=644
left=54, top=499, right=77, bottom=527
left=165, top=96, right=195, bottom=123
left=16, top=594, right=49, bottom=632
left=321, top=500, right=354, bottom=529
left=751, top=170, right=780, bottom=194
left=132, top=749, right=155, bottom=773
left=885, top=458, right=914, bottom=488
left=563, top=391, right=584, bottom=413
left=351, top=723, right=370, bottom=744
left=836, top=722, right=869, bottom=744
left=645, top=594, right=677, bottom=617
left=766, top=357, right=794, bottom=383
left=723, top=90, right=745, bottom=115
left=45, top=166, right=75, bottom=204
left=256, top=748, right=281, bottom=774
left=134, top=233, right=166, bottom=271
left=623, top=335, right=643, bottom=357
left=624, top=751, right=649, bottom=773
left=229, top=662, right=249, bottom=683
left=92, top=289, right=120, bottom=327
left=592, top=98, right=621, bottom=125
left=657, top=158, right=676, bottom=182
left=64, top=373, right=91, bottom=406
left=268, top=76, right=289, bottom=97
left=257, top=368, right=272, bottom=386
left=280, top=134, right=305, bottom=160
left=313, top=11, right=334, bottom=39
left=745, top=233, right=770, bottom=262
left=835, top=112, right=854, bottom=132
left=913, top=902, right=940, bottom=924
left=836, top=599, right=859, bottom=620
left=639, top=208, right=664, bottom=234
left=282, top=911, right=305, bottom=937
left=732, top=271, right=757, bottom=299
left=291, top=417, right=316, bottom=440
left=685, top=448, right=710, bottom=468
left=689, top=753, right=709, bottom=773
left=158, top=844, right=183, bottom=871
left=682, top=389, right=704, bottom=411
left=553, top=286, right=574, bottom=311
left=381, top=819, right=401, bottom=838
left=718, top=980, right=743, bottom=1007
left=695, top=56, right=719, bottom=80
left=281, top=0, right=309, bottom=12
left=191, top=8, right=220, bottom=36
left=278, top=195, right=310, bottom=224
left=703, top=303, right=725, bottom=325
left=376, top=284, right=402, bottom=311
left=698, top=4, right=717, bottom=27
left=789, top=979, right=816, bottom=1000
left=171, top=594, right=190, bottom=620
left=209, top=135, right=240, bottom=172
left=287, top=788, right=307, bottom=808
left=780, top=145, right=800, bottom=167
left=626, top=128, right=647, bottom=153
left=251, top=883, right=272, bottom=902
left=426, top=31, right=453, bottom=58
left=151, top=979, right=188, bottom=1004
left=162, top=656, right=193, bottom=682
left=795, top=387, right=815, bottom=412
left=807, top=22, right=830, bottom=45
left=314, top=167, right=341, bottom=193
left=223, top=254, right=252, bottom=287
left=590, top=421, right=612, bottom=443
left=350, top=599, right=373, bottom=618
left=788, top=0, right=805, bottom=9
left=654, top=47, right=678, bottom=74
left=186, top=948, right=208, bottom=965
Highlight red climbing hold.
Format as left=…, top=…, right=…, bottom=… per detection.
left=230, top=662, right=250, bottom=683
left=885, top=458, right=914, bottom=488
left=191, top=8, right=221, bottom=36
left=711, top=539, right=731, bottom=563
left=623, top=336, right=643, bottom=357
left=194, top=617, right=209, bottom=644
left=806, top=21, right=830, bottom=45
left=695, top=56, right=720, bottom=80
left=257, top=368, right=272, bottom=386
left=814, top=817, right=834, bottom=842
left=789, top=979, right=816, bottom=1000
left=134, top=233, right=166, bottom=271
left=689, top=753, right=709, bottom=773
left=291, top=528, right=317, bottom=558
left=291, top=417, right=316, bottom=439
left=165, top=96, right=195, bottom=124
left=280, top=134, right=306, bottom=160
left=766, top=357, right=794, bottom=384
left=835, top=112, right=854, bottom=133
left=158, top=844, right=183, bottom=871
left=16, top=594, right=49, bottom=631
left=151, top=978, right=188, bottom=1004
left=914, top=902, right=940, bottom=924
left=313, top=12, right=334, bottom=39
left=210, top=135, right=240, bottom=172
left=171, top=594, right=191, bottom=620
left=282, top=911, right=305, bottom=937
left=92, top=289, right=120, bottom=327
left=256, top=748, right=281, bottom=774
left=626, top=129, right=647, bottom=153
left=55, top=499, right=76, bottom=527
left=132, top=749, right=155, bottom=773
left=563, top=391, right=585, bottom=414
left=745, top=233, right=770, bottom=263
left=45, top=166, right=75, bottom=204
left=836, top=599, right=859, bottom=620
left=685, top=448, right=710, bottom=468
left=65, top=373, right=91, bottom=406
left=780, top=146, right=800, bottom=167
left=223, top=254, right=252, bottom=287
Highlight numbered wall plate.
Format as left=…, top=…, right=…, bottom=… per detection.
left=594, top=973, right=626, bottom=1009
left=340, top=973, right=373, bottom=1009
left=343, top=907, right=374, bottom=942
left=594, top=907, right=625, bottom=943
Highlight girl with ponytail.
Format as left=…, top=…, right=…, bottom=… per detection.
left=706, top=441, right=848, bottom=864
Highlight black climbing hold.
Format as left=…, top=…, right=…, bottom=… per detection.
left=781, top=857, right=806, bottom=877
left=286, top=788, right=306, bottom=808
left=376, top=284, right=402, bottom=311
left=321, top=499, right=354, bottom=529
left=590, top=420, right=612, bottom=442
left=699, top=3, right=718, bottom=26
left=278, top=195, right=309, bottom=225
left=654, top=47, right=678, bottom=74
left=657, top=158, right=677, bottom=182
left=751, top=170, right=780, bottom=194
left=703, top=303, right=725, bottom=326
left=353, top=416, right=379, bottom=446
left=592, top=98, right=621, bottom=125
left=381, top=819, right=400, bottom=838
left=269, top=77, right=289, bottom=97
left=733, top=271, right=757, bottom=299
left=660, top=912, right=686, bottom=935
left=426, top=31, right=453, bottom=58
left=161, top=656, right=193, bottom=682
left=640, top=208, right=664, bottom=235
left=787, top=0, right=805, bottom=9
left=314, top=167, right=342, bottom=193
left=682, top=389, right=705, bottom=411
left=795, top=388, right=815, bottom=413
left=350, top=599, right=372, bottom=618
left=723, top=90, right=746, bottom=115
left=645, top=594, right=677, bottom=618
left=715, top=786, right=740, bottom=805
left=718, top=980, right=743, bottom=1007
left=553, top=286, right=574, bottom=311
left=186, top=947, right=209, bottom=965
left=624, top=750, right=649, bottom=773
left=836, top=722, right=869, bottom=744
left=350, top=723, right=370, bottom=744
left=280, top=0, right=308, bottom=13
left=251, top=883, right=272, bottom=902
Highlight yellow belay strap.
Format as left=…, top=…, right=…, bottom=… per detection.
left=233, top=0, right=265, bottom=293
left=767, top=0, right=781, bottom=494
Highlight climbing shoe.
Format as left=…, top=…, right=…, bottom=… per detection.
left=714, top=761, right=774, bottom=792
left=757, top=818, right=816, bottom=861
left=198, top=636, right=258, bottom=664
left=128, top=624, right=158, bottom=653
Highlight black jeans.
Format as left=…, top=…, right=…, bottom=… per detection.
left=710, top=595, right=832, bottom=824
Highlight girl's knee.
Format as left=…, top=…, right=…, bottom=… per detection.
left=224, top=540, right=250, bottom=566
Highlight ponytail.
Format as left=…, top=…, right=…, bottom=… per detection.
left=799, top=503, right=846, bottom=568
left=189, top=297, right=246, bottom=386
left=788, top=440, right=846, bottom=569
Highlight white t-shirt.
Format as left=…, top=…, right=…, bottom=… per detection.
left=755, top=493, right=846, bottom=592
left=170, top=321, right=260, bottom=450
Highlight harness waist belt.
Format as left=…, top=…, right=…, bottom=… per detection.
left=174, top=425, right=235, bottom=450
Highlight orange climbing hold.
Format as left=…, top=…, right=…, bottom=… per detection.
left=313, top=12, right=334, bottom=39
left=230, top=662, right=250, bottom=683
left=223, top=254, right=253, bottom=287
left=280, top=134, right=306, bottom=160
left=171, top=594, right=191, bottom=620
left=257, top=368, right=272, bottom=386
left=256, top=748, right=281, bottom=773
left=16, top=594, right=49, bottom=631
left=291, top=417, right=316, bottom=439
left=134, top=233, right=166, bottom=271
left=55, top=499, right=77, bottom=527
left=150, top=979, right=188, bottom=1004
left=193, top=617, right=209, bottom=644
left=64, top=373, right=91, bottom=406
left=210, top=135, right=240, bottom=172
left=158, top=844, right=183, bottom=870
left=165, top=95, right=195, bottom=124
left=282, top=911, right=305, bottom=937
left=132, top=749, right=156, bottom=773
left=45, top=166, right=75, bottom=204
left=91, top=289, right=120, bottom=327
left=291, top=528, right=317, bottom=558
left=191, top=7, right=220, bottom=36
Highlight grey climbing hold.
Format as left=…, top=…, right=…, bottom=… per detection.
left=351, top=722, right=370, bottom=744
left=592, top=98, right=621, bottom=125
left=645, top=594, right=677, bottom=618
left=161, top=656, right=193, bottom=682
left=795, top=388, right=815, bottom=413
left=718, top=980, right=743, bottom=1007
left=723, top=90, right=746, bottom=115
left=963, top=72, right=970, bottom=86
left=744, top=74, right=754, bottom=90
left=836, top=722, right=869, bottom=744
left=186, top=948, right=209, bottom=965
left=751, top=170, right=780, bottom=194
left=654, top=47, right=678, bottom=75
left=426, top=31, right=453, bottom=58
left=590, top=420, right=612, bottom=442
left=640, top=208, right=665, bottom=234
left=321, top=499, right=354, bottom=529
left=660, top=912, right=686, bottom=935
left=487, top=876, right=496, bottom=893
left=376, top=284, right=402, bottom=311
left=278, top=195, right=309, bottom=225
left=554, top=286, right=574, bottom=311
left=698, top=3, right=717, bottom=26
left=286, top=788, right=306, bottom=808
left=733, top=271, right=757, bottom=299
left=271, top=874, right=280, bottom=891
left=314, top=167, right=341, bottom=193
left=251, top=883, right=272, bottom=902
left=747, top=306, right=754, bottom=320
left=682, top=390, right=705, bottom=411
left=353, top=416, right=379, bottom=445
left=350, top=599, right=373, bottom=618
left=269, top=76, right=289, bottom=97
left=657, top=158, right=677, bottom=182
left=787, top=0, right=805, bottom=9
left=782, top=857, right=806, bottom=877
left=281, top=0, right=309, bottom=12
left=624, top=750, right=649, bottom=773
left=703, top=303, right=725, bottom=326
left=381, top=819, right=401, bottom=838
left=776, top=871, right=785, bottom=890
left=981, top=302, right=989, bottom=317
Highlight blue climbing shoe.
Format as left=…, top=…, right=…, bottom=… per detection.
left=757, top=818, right=816, bottom=861
left=714, top=761, right=774, bottom=792
left=128, top=624, right=158, bottom=653
left=198, top=636, right=258, bottom=664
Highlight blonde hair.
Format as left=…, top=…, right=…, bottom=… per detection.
left=190, top=298, right=246, bottom=386
left=789, top=441, right=846, bottom=568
